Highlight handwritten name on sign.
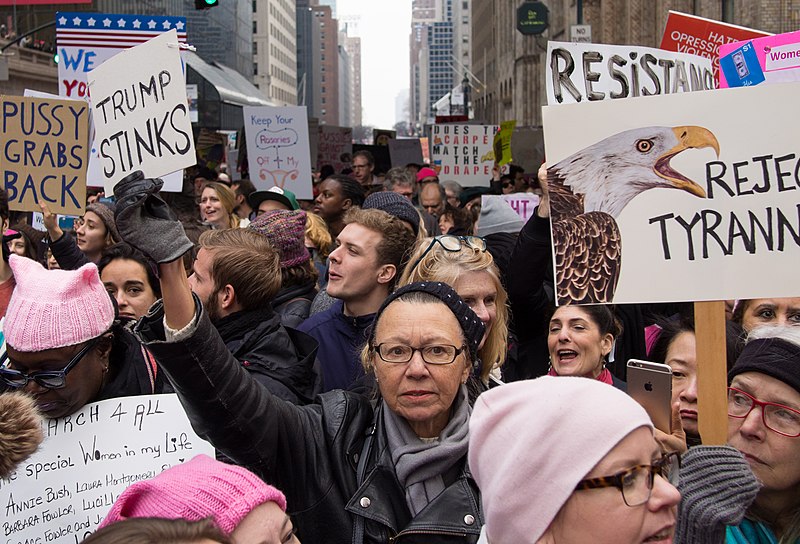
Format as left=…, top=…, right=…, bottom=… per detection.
left=1, top=96, right=89, bottom=216
left=431, top=124, right=499, bottom=186
left=243, top=106, right=313, bottom=200
left=0, top=394, right=214, bottom=544
left=87, top=29, right=195, bottom=192
left=542, top=82, right=800, bottom=305
left=546, top=41, right=714, bottom=105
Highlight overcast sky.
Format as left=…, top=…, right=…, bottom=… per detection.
left=336, top=0, right=411, bottom=129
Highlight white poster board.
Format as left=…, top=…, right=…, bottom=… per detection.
left=243, top=106, right=313, bottom=200
left=56, top=12, right=187, bottom=192
left=543, top=83, right=800, bottom=305
left=498, top=193, right=540, bottom=222
left=0, top=394, right=214, bottom=543
left=430, top=124, right=498, bottom=186
left=87, top=29, right=195, bottom=194
left=546, top=41, right=715, bottom=105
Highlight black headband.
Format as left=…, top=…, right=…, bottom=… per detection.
left=369, top=281, right=485, bottom=361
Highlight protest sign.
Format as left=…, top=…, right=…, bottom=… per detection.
left=373, top=128, right=396, bottom=146
left=316, top=125, right=352, bottom=173
left=660, top=11, right=770, bottom=85
left=87, top=29, right=195, bottom=194
left=546, top=41, right=714, bottom=105
left=57, top=12, right=187, bottom=192
left=493, top=120, right=516, bottom=167
left=243, top=106, right=312, bottom=200
left=431, top=124, right=498, bottom=186
left=388, top=138, right=424, bottom=167
left=1, top=96, right=89, bottom=215
left=497, top=193, right=540, bottom=222
left=542, top=83, right=800, bottom=305
left=719, top=30, right=800, bottom=88
left=0, top=394, right=214, bottom=543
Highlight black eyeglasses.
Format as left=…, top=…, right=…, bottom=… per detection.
left=408, top=235, right=487, bottom=274
left=0, top=339, right=99, bottom=390
left=373, top=343, right=465, bottom=365
left=575, top=452, right=680, bottom=507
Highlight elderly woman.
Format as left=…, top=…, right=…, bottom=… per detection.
left=112, top=171, right=486, bottom=543
left=469, top=377, right=681, bottom=543
left=547, top=304, right=626, bottom=390
left=399, top=235, right=508, bottom=394
left=200, top=182, right=241, bottom=229
left=725, top=326, right=800, bottom=543
left=0, top=255, right=167, bottom=418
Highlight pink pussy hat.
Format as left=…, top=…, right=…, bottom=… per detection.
left=469, top=376, right=653, bottom=544
left=100, top=454, right=287, bottom=535
left=5, top=254, right=115, bottom=351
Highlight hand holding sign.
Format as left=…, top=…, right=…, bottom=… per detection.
left=87, top=29, right=196, bottom=193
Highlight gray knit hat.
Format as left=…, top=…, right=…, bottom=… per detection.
left=85, top=202, right=121, bottom=244
left=363, top=191, right=420, bottom=235
left=476, top=195, right=523, bottom=237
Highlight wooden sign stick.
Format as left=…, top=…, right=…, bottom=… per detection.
left=695, top=300, right=728, bottom=445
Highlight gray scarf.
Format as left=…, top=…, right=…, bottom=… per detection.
left=383, top=385, right=471, bottom=516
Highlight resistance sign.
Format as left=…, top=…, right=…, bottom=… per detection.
left=1, top=96, right=89, bottom=215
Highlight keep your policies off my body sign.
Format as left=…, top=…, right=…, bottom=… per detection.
left=87, top=29, right=195, bottom=192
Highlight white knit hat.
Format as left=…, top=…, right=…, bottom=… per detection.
left=469, top=376, right=653, bottom=543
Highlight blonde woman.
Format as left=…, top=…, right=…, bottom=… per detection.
left=399, top=235, right=508, bottom=393
left=200, top=182, right=242, bottom=229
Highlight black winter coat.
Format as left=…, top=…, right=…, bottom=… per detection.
left=272, top=282, right=316, bottom=329
left=136, top=300, right=483, bottom=544
left=214, top=307, right=322, bottom=405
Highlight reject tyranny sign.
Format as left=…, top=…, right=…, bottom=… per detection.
left=546, top=41, right=714, bottom=105
left=542, top=83, right=800, bottom=305
left=1, top=95, right=89, bottom=215
left=87, top=29, right=195, bottom=193
left=0, top=395, right=214, bottom=544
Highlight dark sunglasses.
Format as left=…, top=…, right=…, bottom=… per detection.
left=0, top=339, right=99, bottom=390
left=407, top=235, right=487, bottom=274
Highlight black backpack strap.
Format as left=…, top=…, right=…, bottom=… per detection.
left=351, top=405, right=379, bottom=544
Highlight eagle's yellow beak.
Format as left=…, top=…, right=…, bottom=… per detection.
left=654, top=126, right=720, bottom=198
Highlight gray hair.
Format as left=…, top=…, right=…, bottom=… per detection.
left=746, top=324, right=800, bottom=347
left=383, top=167, right=415, bottom=191
left=441, top=179, right=463, bottom=198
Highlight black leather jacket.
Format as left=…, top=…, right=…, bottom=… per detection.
left=136, top=299, right=483, bottom=544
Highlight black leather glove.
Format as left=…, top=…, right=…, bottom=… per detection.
left=113, top=171, right=194, bottom=264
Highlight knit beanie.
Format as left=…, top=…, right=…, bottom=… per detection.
left=248, top=210, right=311, bottom=267
left=85, top=202, right=121, bottom=244
left=469, top=376, right=653, bottom=544
left=99, top=454, right=287, bottom=535
left=729, top=336, right=800, bottom=394
left=416, top=167, right=439, bottom=182
left=674, top=446, right=761, bottom=544
left=476, top=195, right=524, bottom=237
left=369, top=281, right=485, bottom=361
left=5, top=255, right=115, bottom=351
left=363, top=191, right=420, bottom=235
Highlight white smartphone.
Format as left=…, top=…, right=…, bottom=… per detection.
left=627, top=359, right=673, bottom=433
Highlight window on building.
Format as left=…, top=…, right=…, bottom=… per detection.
left=253, top=41, right=257, bottom=54
left=253, top=0, right=256, bottom=12
left=322, top=97, right=326, bottom=104
left=322, top=86, right=326, bottom=93
left=254, top=62, right=258, bottom=75
left=253, top=20, right=257, bottom=33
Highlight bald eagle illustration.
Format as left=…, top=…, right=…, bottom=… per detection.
left=549, top=125, right=719, bottom=304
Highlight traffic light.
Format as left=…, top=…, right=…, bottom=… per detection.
left=194, top=0, right=219, bottom=9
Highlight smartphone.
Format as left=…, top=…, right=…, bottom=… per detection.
left=627, top=359, right=672, bottom=433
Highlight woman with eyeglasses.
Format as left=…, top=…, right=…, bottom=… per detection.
left=1, top=255, right=167, bottom=419
left=399, top=235, right=508, bottom=398
left=470, top=376, right=681, bottom=543
left=725, top=325, right=800, bottom=543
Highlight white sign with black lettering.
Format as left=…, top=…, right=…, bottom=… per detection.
left=0, top=394, right=214, bottom=543
left=546, top=41, right=714, bottom=105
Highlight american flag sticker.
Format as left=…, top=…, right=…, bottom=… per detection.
left=56, top=12, right=187, bottom=49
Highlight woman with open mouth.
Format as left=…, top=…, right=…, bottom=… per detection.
left=547, top=304, right=626, bottom=390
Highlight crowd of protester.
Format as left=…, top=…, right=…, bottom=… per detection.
left=0, top=154, right=798, bottom=544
